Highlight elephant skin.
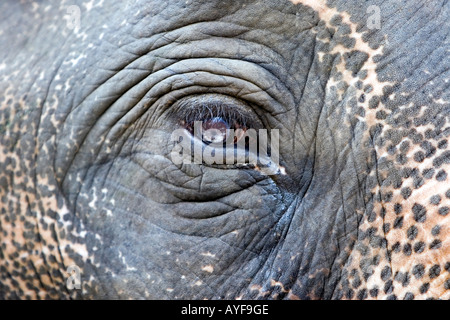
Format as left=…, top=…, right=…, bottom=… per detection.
left=0, top=0, right=449, bottom=299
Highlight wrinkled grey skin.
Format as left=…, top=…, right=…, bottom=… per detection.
left=0, top=0, right=449, bottom=299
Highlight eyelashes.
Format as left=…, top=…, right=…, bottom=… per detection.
left=177, top=100, right=254, bottom=131
left=168, top=94, right=264, bottom=146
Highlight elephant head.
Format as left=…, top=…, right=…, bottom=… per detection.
left=0, top=0, right=448, bottom=299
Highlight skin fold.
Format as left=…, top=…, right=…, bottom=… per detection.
left=0, top=0, right=449, bottom=299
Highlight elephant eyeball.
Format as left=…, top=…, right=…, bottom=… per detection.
left=201, top=117, right=229, bottom=143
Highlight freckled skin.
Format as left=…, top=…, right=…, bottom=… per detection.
left=0, top=0, right=449, bottom=299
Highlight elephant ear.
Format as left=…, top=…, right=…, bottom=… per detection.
left=290, top=0, right=449, bottom=299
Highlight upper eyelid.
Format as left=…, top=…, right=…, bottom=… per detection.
left=170, top=95, right=263, bottom=129
left=181, top=103, right=251, bottom=127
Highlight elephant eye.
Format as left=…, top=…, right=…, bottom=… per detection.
left=198, top=117, right=230, bottom=144
left=175, top=96, right=258, bottom=146
left=181, top=116, right=249, bottom=145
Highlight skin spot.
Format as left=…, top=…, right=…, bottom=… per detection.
left=435, top=170, right=447, bottom=181
left=369, top=96, right=380, bottom=109
left=369, top=287, right=379, bottom=298
left=413, top=177, right=424, bottom=189
left=429, top=265, right=441, bottom=279
left=437, top=140, right=448, bottom=149
left=413, top=151, right=425, bottom=163
left=429, top=239, right=442, bottom=250
left=412, top=264, right=425, bottom=279
left=403, top=292, right=414, bottom=300
left=383, top=280, right=394, bottom=294
left=414, top=242, right=425, bottom=253
left=352, top=276, right=362, bottom=289
left=401, top=187, right=412, bottom=200
left=357, top=288, right=367, bottom=300
left=393, top=216, right=403, bottom=229
left=402, top=243, right=412, bottom=256
left=400, top=141, right=410, bottom=153
left=407, top=226, right=418, bottom=240
left=345, top=289, right=355, bottom=299
left=438, top=206, right=449, bottom=216
left=201, top=265, right=214, bottom=273
left=394, top=271, right=410, bottom=287
left=419, top=283, right=430, bottom=294
left=380, top=266, right=392, bottom=281
left=200, top=252, right=216, bottom=258
left=445, top=281, right=450, bottom=290
left=431, top=225, right=441, bottom=236
left=412, top=203, right=427, bottom=223
left=422, top=168, right=435, bottom=179
left=433, top=151, right=450, bottom=168
left=392, top=242, right=401, bottom=253
left=429, top=195, right=441, bottom=205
